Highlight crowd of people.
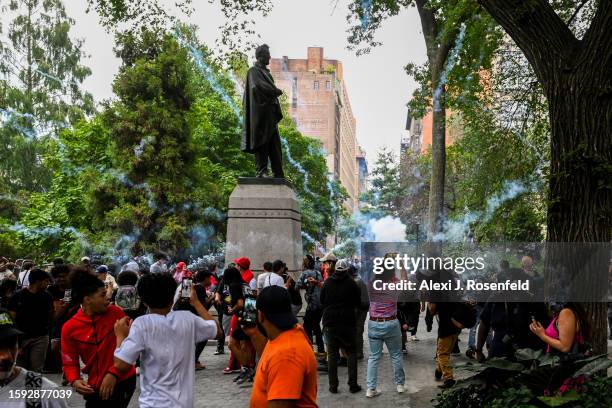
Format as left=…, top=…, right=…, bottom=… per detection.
left=0, top=253, right=607, bottom=407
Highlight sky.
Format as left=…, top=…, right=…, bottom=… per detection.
left=63, top=0, right=427, bottom=167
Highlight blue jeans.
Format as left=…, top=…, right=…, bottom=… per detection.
left=367, top=319, right=405, bottom=390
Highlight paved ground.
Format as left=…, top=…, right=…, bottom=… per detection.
left=46, top=317, right=612, bottom=407
left=47, top=315, right=474, bottom=407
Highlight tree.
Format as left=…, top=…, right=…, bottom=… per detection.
left=347, top=0, right=498, bottom=242
left=86, top=0, right=268, bottom=62
left=0, top=0, right=94, bottom=193
left=444, top=35, right=549, bottom=243
left=85, top=0, right=611, bottom=353
left=6, top=23, right=342, bottom=260
left=398, top=148, right=431, bottom=241
left=361, top=148, right=403, bottom=217
left=478, top=0, right=611, bottom=356
left=87, top=29, right=203, bottom=255
left=279, top=121, right=346, bottom=248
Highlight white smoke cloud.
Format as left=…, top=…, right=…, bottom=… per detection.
left=367, top=215, right=407, bottom=242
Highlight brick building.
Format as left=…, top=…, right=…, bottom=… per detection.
left=269, top=47, right=362, bottom=212
left=403, top=107, right=462, bottom=157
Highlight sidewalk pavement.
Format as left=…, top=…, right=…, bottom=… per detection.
left=46, top=319, right=612, bottom=407
left=48, top=315, right=477, bottom=407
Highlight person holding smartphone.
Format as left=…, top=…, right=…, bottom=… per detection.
left=243, top=286, right=318, bottom=408
left=113, top=272, right=218, bottom=408
left=173, top=270, right=216, bottom=370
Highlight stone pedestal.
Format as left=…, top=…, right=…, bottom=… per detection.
left=225, top=177, right=303, bottom=273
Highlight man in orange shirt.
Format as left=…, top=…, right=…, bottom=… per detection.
left=244, top=286, right=318, bottom=408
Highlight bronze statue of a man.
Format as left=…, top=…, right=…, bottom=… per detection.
left=241, top=44, right=285, bottom=178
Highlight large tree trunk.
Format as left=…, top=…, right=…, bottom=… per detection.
left=546, top=86, right=611, bottom=354
left=427, top=91, right=446, bottom=240
left=414, top=0, right=455, bottom=242
left=479, top=0, right=612, bottom=354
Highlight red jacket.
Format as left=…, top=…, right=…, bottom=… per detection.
left=61, top=305, right=136, bottom=390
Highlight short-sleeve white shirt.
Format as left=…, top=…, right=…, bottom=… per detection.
left=114, top=311, right=217, bottom=408
left=256, top=272, right=285, bottom=291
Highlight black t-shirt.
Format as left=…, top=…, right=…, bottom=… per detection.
left=283, top=276, right=302, bottom=306
left=229, top=282, right=246, bottom=307
left=435, top=302, right=462, bottom=338
left=47, top=284, right=64, bottom=301
left=7, top=288, right=53, bottom=338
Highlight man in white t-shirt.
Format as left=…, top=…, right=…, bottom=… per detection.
left=256, top=261, right=285, bottom=292
left=0, top=310, right=68, bottom=408
left=113, top=273, right=219, bottom=408
left=16, top=261, right=34, bottom=288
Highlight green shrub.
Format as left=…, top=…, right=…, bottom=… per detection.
left=433, top=350, right=612, bottom=408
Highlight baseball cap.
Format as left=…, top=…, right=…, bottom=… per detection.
left=96, top=265, right=108, bottom=274
left=233, top=257, right=251, bottom=270
left=335, top=259, right=350, bottom=272
left=0, top=310, right=23, bottom=341
left=256, top=286, right=298, bottom=330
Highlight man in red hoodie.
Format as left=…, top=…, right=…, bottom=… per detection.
left=61, top=267, right=136, bottom=407
left=234, top=257, right=255, bottom=288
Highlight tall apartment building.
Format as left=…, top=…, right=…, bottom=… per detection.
left=269, top=47, right=362, bottom=212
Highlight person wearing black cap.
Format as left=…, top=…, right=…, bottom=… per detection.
left=320, top=259, right=362, bottom=394
left=0, top=309, right=68, bottom=407
left=243, top=286, right=318, bottom=408
left=96, top=265, right=117, bottom=301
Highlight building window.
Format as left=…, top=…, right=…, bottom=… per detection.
left=325, top=80, right=331, bottom=91
left=314, top=80, right=319, bottom=90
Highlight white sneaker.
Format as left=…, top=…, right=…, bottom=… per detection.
left=397, top=384, right=407, bottom=393
left=366, top=389, right=381, bottom=398
left=411, top=335, right=419, bottom=341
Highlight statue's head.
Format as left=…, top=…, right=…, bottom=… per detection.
left=255, top=44, right=271, bottom=66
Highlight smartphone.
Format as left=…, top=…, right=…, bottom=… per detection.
left=62, top=289, right=72, bottom=304
left=242, top=297, right=257, bottom=326
left=180, top=277, right=193, bottom=299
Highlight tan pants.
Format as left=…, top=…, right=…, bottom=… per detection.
left=436, top=334, right=458, bottom=380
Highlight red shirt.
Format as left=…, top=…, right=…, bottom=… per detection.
left=61, top=305, right=136, bottom=390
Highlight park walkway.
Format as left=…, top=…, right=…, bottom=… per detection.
left=50, top=315, right=475, bottom=407
left=48, top=317, right=612, bottom=407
